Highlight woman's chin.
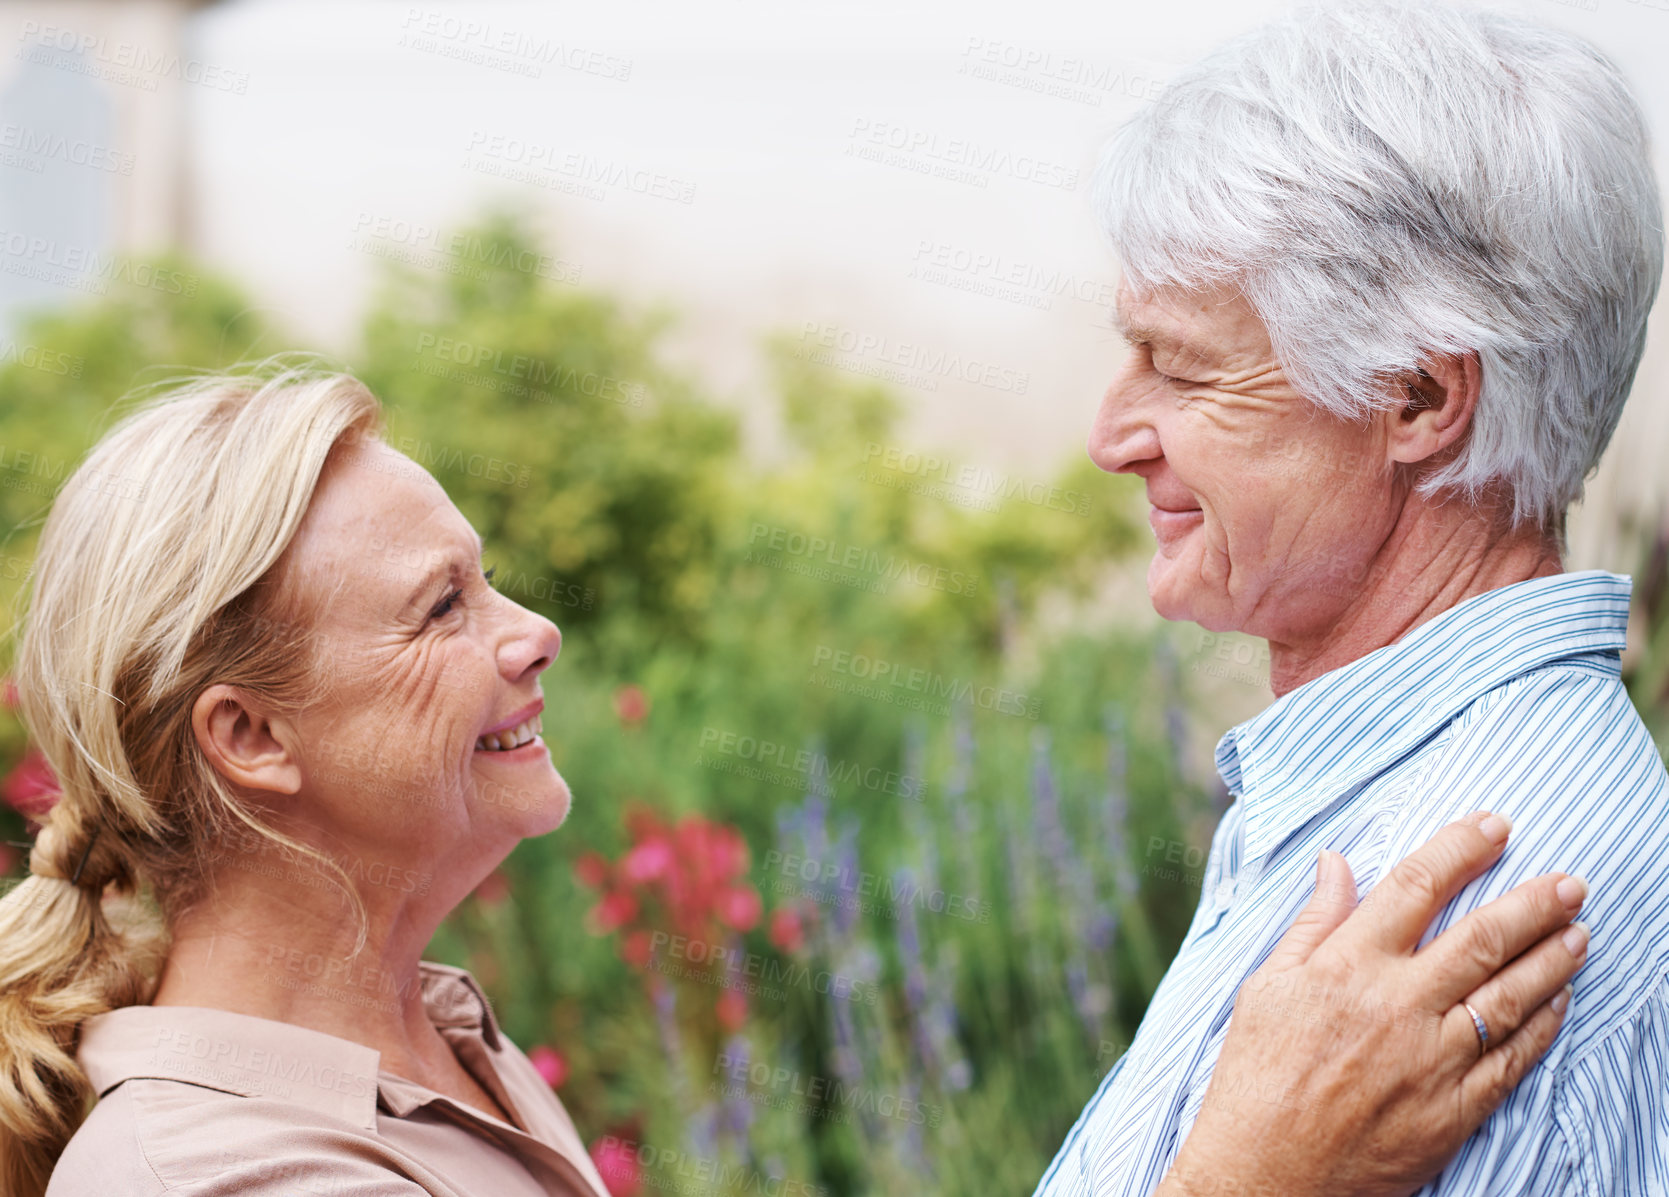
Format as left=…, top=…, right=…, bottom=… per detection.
left=469, top=763, right=572, bottom=834
left=521, top=774, right=573, bottom=835
left=532, top=785, right=573, bottom=834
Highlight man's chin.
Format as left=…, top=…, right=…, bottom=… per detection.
left=1146, top=552, right=1197, bottom=622
left=1146, top=553, right=1233, bottom=630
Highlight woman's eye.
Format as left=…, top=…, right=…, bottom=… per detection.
left=429, top=587, right=465, bottom=621
left=427, top=562, right=495, bottom=624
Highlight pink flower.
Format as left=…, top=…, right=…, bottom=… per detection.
left=590, top=1135, right=642, bottom=1197
left=574, top=852, right=611, bottom=889
left=623, top=803, right=664, bottom=843
left=715, top=885, right=762, bottom=933
left=590, top=889, right=638, bottom=933
left=715, top=988, right=748, bottom=1032
left=0, top=677, right=19, bottom=709
left=621, top=929, right=654, bottom=969
left=2, top=749, right=60, bottom=819
left=527, top=1045, right=568, bottom=1089
left=620, top=837, right=674, bottom=885
left=613, top=685, right=650, bottom=727
left=768, top=906, right=805, bottom=954
left=706, top=824, right=749, bottom=880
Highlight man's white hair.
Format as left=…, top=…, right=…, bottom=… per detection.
left=1094, top=0, right=1664, bottom=528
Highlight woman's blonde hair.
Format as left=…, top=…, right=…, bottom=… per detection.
left=0, top=359, right=384, bottom=1195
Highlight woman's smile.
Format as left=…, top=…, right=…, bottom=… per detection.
left=473, top=721, right=546, bottom=757
left=475, top=701, right=545, bottom=754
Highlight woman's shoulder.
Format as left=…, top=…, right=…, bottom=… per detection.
left=49, top=1078, right=431, bottom=1196
left=48, top=1080, right=169, bottom=1196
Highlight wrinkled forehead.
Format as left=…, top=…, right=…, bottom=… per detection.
left=276, top=438, right=471, bottom=619
left=1112, top=279, right=1268, bottom=357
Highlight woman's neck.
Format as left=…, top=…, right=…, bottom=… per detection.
left=149, top=868, right=461, bottom=1082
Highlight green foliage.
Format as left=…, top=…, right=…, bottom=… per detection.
left=0, top=215, right=1203, bottom=1196
left=1626, top=534, right=1669, bottom=753
left=356, top=211, right=742, bottom=648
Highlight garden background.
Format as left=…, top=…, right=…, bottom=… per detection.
left=2, top=216, right=1668, bottom=1197
left=0, top=217, right=1217, bottom=1196
left=3, top=2, right=1669, bottom=1195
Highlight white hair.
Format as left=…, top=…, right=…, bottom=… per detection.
left=1093, top=0, right=1664, bottom=528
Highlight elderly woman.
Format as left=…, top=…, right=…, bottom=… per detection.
left=0, top=364, right=1587, bottom=1197
left=1044, top=2, right=1669, bottom=1195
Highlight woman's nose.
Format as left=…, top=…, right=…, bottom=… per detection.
left=505, top=608, right=561, bottom=680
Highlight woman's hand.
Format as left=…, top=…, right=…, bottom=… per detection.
left=1157, top=811, right=1587, bottom=1197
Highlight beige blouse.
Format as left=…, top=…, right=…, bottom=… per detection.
left=47, top=961, right=611, bottom=1196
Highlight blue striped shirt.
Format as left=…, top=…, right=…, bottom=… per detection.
left=1035, top=570, right=1669, bottom=1196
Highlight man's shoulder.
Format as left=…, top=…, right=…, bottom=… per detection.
left=1376, top=661, right=1669, bottom=1057
left=1398, top=657, right=1667, bottom=829
left=1452, top=649, right=1651, bottom=744
left=1376, top=660, right=1666, bottom=872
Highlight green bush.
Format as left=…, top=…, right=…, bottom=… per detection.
left=0, top=215, right=1206, bottom=1196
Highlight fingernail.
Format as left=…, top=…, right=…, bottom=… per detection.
left=1551, top=986, right=1571, bottom=1015
left=1556, top=875, right=1588, bottom=909
left=1477, top=813, right=1512, bottom=846
left=1562, top=921, right=1590, bottom=958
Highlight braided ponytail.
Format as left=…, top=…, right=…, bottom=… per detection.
left=0, top=361, right=383, bottom=1195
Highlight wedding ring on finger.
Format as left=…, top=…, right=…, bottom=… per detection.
left=1462, top=1000, right=1490, bottom=1057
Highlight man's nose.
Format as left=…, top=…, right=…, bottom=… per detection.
left=1088, top=354, right=1162, bottom=474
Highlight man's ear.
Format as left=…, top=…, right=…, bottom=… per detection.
left=1382, top=351, right=1481, bottom=466
left=192, top=684, right=303, bottom=797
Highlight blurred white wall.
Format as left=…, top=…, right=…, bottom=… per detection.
left=0, top=0, right=211, bottom=330
left=1, top=0, right=1665, bottom=568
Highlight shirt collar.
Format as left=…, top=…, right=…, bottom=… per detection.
left=77, top=960, right=501, bottom=1131
left=1215, top=570, right=1632, bottom=870
left=420, top=960, right=503, bottom=1050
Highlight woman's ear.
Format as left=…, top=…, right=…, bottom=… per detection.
left=1382, top=352, right=1481, bottom=466
left=192, top=684, right=303, bottom=797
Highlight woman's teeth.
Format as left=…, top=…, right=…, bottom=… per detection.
left=476, top=714, right=541, bottom=752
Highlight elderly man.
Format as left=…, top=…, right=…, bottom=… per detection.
left=1037, top=2, right=1669, bottom=1194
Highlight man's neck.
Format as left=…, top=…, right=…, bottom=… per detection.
left=1266, top=500, right=1564, bottom=698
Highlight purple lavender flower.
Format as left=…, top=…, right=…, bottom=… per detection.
left=896, top=1075, right=935, bottom=1181
left=1154, top=638, right=1191, bottom=788
left=1103, top=706, right=1137, bottom=905
left=718, top=1031, right=755, bottom=1145
left=651, top=977, right=716, bottom=1158
left=929, top=948, right=973, bottom=1092
left=1032, top=728, right=1108, bottom=1041
left=1029, top=727, right=1073, bottom=887
left=893, top=868, right=936, bottom=1070
left=829, top=978, right=864, bottom=1090
left=829, top=818, right=862, bottom=941
left=947, top=703, right=980, bottom=895
left=903, top=721, right=939, bottom=887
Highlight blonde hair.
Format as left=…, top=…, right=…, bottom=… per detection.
left=0, top=360, right=383, bottom=1195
